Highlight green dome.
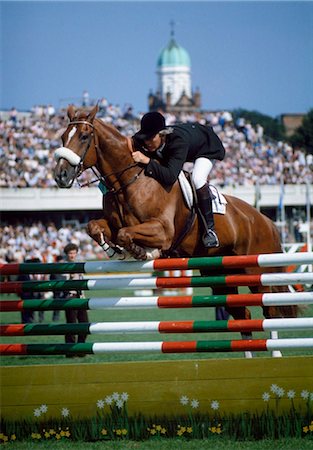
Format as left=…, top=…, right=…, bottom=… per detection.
left=157, top=38, right=191, bottom=68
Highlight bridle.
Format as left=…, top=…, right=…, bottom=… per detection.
left=55, top=120, right=144, bottom=194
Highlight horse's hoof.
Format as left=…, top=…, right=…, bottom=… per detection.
left=129, top=243, right=147, bottom=260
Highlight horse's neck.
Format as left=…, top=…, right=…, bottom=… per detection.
left=95, top=120, right=134, bottom=177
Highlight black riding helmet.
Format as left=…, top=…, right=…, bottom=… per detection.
left=134, top=112, right=166, bottom=140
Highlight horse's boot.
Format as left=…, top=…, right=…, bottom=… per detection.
left=196, top=184, right=219, bottom=248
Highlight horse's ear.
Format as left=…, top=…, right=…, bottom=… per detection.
left=87, top=104, right=99, bottom=123
left=67, top=105, right=76, bottom=121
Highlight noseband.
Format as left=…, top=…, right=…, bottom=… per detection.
left=54, top=120, right=96, bottom=180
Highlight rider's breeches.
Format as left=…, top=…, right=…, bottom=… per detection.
left=191, top=157, right=213, bottom=189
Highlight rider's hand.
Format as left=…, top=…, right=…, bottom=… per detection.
left=132, top=151, right=150, bottom=165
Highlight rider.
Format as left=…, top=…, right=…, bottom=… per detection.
left=132, top=111, right=226, bottom=248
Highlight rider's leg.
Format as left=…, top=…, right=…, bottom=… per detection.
left=192, top=157, right=219, bottom=248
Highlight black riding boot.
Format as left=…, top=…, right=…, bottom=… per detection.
left=196, top=184, right=219, bottom=248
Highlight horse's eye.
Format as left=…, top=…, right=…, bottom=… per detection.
left=80, top=133, right=89, bottom=142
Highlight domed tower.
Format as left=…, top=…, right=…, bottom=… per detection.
left=156, top=30, right=191, bottom=106
left=148, top=24, right=201, bottom=113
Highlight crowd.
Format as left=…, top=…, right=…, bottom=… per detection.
left=1, top=101, right=312, bottom=264
left=1, top=103, right=312, bottom=189
left=0, top=221, right=106, bottom=264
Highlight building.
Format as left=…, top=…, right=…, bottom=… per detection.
left=281, top=113, right=305, bottom=137
left=148, top=29, right=201, bottom=114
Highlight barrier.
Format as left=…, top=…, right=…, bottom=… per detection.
left=2, top=291, right=313, bottom=311
left=1, top=272, right=313, bottom=294
left=1, top=318, right=313, bottom=336
left=1, top=251, right=312, bottom=275
left=1, top=253, right=313, bottom=420
left=1, top=338, right=313, bottom=356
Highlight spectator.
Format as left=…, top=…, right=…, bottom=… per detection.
left=49, top=254, right=66, bottom=322
left=82, top=90, right=90, bottom=107
left=18, top=257, right=45, bottom=323
left=63, top=242, right=89, bottom=358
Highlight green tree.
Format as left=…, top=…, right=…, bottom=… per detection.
left=289, top=109, right=313, bottom=154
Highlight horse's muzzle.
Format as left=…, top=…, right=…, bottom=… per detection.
left=54, top=160, right=76, bottom=188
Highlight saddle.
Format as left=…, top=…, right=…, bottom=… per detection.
left=178, top=171, right=227, bottom=215
left=164, top=172, right=227, bottom=256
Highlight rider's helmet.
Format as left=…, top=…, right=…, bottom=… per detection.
left=134, top=112, right=166, bottom=140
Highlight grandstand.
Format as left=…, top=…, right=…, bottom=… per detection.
left=0, top=105, right=312, bottom=263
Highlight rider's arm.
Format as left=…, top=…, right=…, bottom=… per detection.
left=145, top=135, right=188, bottom=186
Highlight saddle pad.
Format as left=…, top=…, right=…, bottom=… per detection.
left=178, top=171, right=227, bottom=215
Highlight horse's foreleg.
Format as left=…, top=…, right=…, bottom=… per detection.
left=87, top=219, right=114, bottom=250
left=116, top=220, right=172, bottom=260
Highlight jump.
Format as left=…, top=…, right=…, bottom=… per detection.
left=54, top=105, right=298, bottom=351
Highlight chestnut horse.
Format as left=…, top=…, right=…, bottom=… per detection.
left=54, top=105, right=296, bottom=355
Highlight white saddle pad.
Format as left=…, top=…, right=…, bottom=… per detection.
left=178, top=171, right=227, bottom=215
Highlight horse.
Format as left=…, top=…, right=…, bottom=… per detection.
left=54, top=105, right=297, bottom=357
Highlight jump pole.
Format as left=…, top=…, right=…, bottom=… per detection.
left=1, top=338, right=313, bottom=355
left=1, top=318, right=313, bottom=336
left=1, top=272, right=313, bottom=294
left=1, top=252, right=313, bottom=275
left=1, top=291, right=313, bottom=311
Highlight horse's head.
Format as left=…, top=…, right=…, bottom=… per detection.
left=54, top=105, right=99, bottom=188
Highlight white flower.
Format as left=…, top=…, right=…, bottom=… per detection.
left=180, top=395, right=189, bottom=405
left=310, top=393, right=313, bottom=401
left=211, top=400, right=220, bottom=410
left=121, top=392, right=129, bottom=402
left=40, top=404, right=48, bottom=413
left=61, top=407, right=70, bottom=417
left=270, top=384, right=279, bottom=394
left=116, top=399, right=124, bottom=409
left=262, top=392, right=270, bottom=402
left=301, top=390, right=309, bottom=400
left=97, top=399, right=105, bottom=409
left=105, top=395, right=113, bottom=405
left=33, top=408, right=42, bottom=417
left=112, top=392, right=120, bottom=401
left=190, top=399, right=199, bottom=409
left=277, top=387, right=285, bottom=398
left=287, top=390, right=295, bottom=399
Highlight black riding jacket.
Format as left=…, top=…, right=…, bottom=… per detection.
left=133, top=123, right=225, bottom=186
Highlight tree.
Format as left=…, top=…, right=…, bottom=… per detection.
left=289, top=109, right=313, bottom=155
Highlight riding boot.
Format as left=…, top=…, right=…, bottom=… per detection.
left=196, top=184, right=219, bottom=248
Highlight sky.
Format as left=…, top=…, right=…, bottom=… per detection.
left=1, top=1, right=313, bottom=118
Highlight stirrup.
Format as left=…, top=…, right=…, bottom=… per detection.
left=202, top=229, right=219, bottom=248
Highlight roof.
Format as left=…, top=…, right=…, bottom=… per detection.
left=157, top=37, right=191, bottom=68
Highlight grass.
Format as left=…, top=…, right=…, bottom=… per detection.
left=2, top=437, right=313, bottom=449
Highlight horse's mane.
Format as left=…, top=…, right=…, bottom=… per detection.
left=74, top=109, right=125, bottom=140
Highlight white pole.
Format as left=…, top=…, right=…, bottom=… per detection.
left=306, top=181, right=312, bottom=272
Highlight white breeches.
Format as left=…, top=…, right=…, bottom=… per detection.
left=191, top=157, right=213, bottom=190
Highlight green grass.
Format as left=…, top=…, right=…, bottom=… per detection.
left=1, top=287, right=312, bottom=366
left=2, top=437, right=313, bottom=449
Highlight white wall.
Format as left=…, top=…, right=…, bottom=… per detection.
left=0, top=184, right=311, bottom=211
